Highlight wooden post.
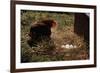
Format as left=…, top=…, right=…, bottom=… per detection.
left=74, top=13, right=89, bottom=42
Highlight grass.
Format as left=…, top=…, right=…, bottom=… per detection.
left=21, top=10, right=89, bottom=63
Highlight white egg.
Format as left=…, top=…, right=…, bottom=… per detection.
left=65, top=44, right=70, bottom=48
left=69, top=45, right=73, bottom=48
left=73, top=45, right=77, bottom=48
left=61, top=45, right=65, bottom=48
